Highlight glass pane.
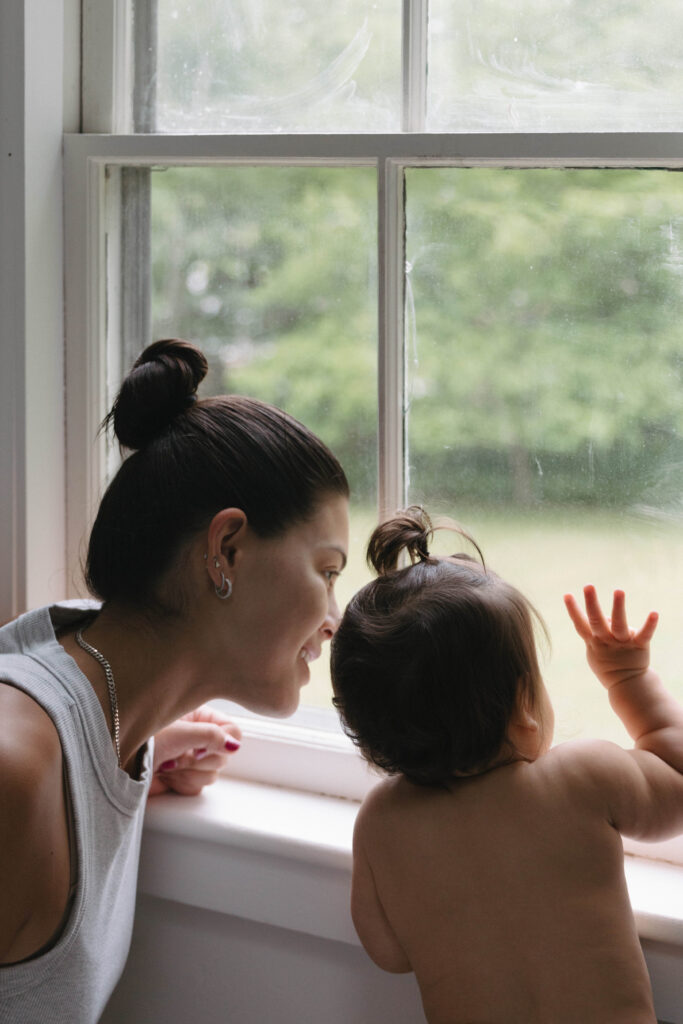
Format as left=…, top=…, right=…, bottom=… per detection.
left=150, top=0, right=401, bottom=132
left=428, top=0, right=683, bottom=131
left=147, top=166, right=377, bottom=710
left=405, top=168, right=683, bottom=745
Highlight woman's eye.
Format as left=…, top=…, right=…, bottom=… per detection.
left=324, top=569, right=341, bottom=586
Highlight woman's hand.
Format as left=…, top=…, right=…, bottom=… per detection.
left=149, top=705, right=242, bottom=797
left=563, top=585, right=658, bottom=691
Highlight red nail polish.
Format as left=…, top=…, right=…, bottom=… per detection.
left=224, top=738, right=241, bottom=751
left=159, top=759, right=177, bottom=772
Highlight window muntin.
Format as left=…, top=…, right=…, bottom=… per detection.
left=153, top=0, right=402, bottom=133
left=405, top=166, right=683, bottom=744
left=428, top=0, right=683, bottom=132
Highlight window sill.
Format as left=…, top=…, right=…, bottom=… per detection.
left=139, top=775, right=683, bottom=949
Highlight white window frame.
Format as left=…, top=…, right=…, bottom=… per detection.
left=69, top=1, right=683, bottom=817
left=0, top=0, right=81, bottom=623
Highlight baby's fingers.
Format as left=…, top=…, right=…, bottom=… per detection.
left=563, top=593, right=593, bottom=641
left=609, top=590, right=633, bottom=643
left=581, top=585, right=613, bottom=639
left=633, top=610, right=659, bottom=646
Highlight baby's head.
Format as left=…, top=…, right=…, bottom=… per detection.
left=331, top=507, right=552, bottom=787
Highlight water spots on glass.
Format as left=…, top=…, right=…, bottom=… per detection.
left=427, top=0, right=683, bottom=132
left=154, top=0, right=401, bottom=132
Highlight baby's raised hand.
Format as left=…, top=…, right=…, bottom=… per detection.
left=564, top=585, right=658, bottom=690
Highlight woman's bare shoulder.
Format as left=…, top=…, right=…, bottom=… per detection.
left=0, top=681, right=64, bottom=849
left=0, top=681, right=62, bottom=777
left=0, top=682, right=67, bottom=962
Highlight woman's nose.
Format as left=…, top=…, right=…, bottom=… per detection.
left=320, top=593, right=342, bottom=640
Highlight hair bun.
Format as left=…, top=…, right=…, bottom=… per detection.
left=367, top=506, right=436, bottom=575
left=109, top=339, right=209, bottom=450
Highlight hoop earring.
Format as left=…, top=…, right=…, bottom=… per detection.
left=215, top=571, right=232, bottom=600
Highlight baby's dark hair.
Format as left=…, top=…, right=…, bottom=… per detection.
left=330, top=507, right=547, bottom=787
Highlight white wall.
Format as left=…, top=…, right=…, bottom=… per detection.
left=102, top=895, right=425, bottom=1024
left=100, top=894, right=683, bottom=1024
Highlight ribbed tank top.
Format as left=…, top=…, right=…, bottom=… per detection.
left=0, top=601, right=154, bottom=1023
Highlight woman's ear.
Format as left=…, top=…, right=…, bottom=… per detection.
left=206, top=508, right=248, bottom=570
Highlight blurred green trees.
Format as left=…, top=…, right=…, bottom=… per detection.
left=405, top=168, right=683, bottom=508
left=151, top=165, right=683, bottom=511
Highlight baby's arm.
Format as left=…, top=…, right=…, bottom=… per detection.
left=351, top=796, right=412, bottom=974
left=565, top=586, right=683, bottom=838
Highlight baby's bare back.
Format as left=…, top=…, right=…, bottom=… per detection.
left=358, top=749, right=656, bottom=1024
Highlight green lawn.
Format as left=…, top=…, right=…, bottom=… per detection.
left=306, top=503, right=683, bottom=749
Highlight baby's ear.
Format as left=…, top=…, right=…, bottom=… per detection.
left=506, top=690, right=545, bottom=761
left=511, top=702, right=540, bottom=734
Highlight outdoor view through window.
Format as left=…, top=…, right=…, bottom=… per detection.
left=112, top=0, right=683, bottom=747
left=146, top=165, right=683, bottom=745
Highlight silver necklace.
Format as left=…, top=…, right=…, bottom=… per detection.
left=75, top=627, right=121, bottom=767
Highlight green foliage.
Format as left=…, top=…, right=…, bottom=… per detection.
left=150, top=165, right=683, bottom=511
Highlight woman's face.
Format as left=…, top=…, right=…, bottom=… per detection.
left=224, top=494, right=350, bottom=716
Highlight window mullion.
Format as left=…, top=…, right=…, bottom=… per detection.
left=82, top=0, right=133, bottom=133
left=378, top=159, right=406, bottom=520
left=402, top=0, right=429, bottom=132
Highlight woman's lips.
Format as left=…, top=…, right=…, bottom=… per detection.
left=299, top=646, right=320, bottom=664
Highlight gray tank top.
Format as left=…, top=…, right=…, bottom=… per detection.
left=0, top=602, right=154, bottom=1023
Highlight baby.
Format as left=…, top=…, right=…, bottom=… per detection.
left=331, top=507, right=683, bottom=1024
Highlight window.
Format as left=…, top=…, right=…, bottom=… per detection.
left=66, top=0, right=683, bottom=804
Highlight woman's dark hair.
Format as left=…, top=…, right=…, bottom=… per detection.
left=86, top=339, right=349, bottom=611
left=330, top=506, right=547, bottom=788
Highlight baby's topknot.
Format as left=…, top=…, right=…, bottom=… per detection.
left=107, top=338, right=209, bottom=451
left=367, top=506, right=485, bottom=576
left=367, top=506, right=437, bottom=575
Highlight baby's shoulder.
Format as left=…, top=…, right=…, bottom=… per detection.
left=542, top=737, right=627, bottom=773
left=355, top=775, right=416, bottom=834
left=533, top=738, right=634, bottom=804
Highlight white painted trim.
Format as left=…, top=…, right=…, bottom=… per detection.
left=63, top=0, right=82, bottom=133
left=82, top=0, right=133, bottom=133
left=140, top=776, right=683, bottom=951
left=64, top=131, right=683, bottom=164
left=140, top=778, right=359, bottom=946
left=63, top=151, right=110, bottom=592
left=378, top=159, right=406, bottom=518
left=402, top=0, right=429, bottom=132
left=0, top=2, right=27, bottom=621
left=219, top=716, right=380, bottom=802
left=0, top=0, right=69, bottom=619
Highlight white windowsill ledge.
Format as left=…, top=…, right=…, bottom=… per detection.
left=139, top=776, right=683, bottom=949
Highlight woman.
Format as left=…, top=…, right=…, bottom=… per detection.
left=0, top=339, right=349, bottom=1023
